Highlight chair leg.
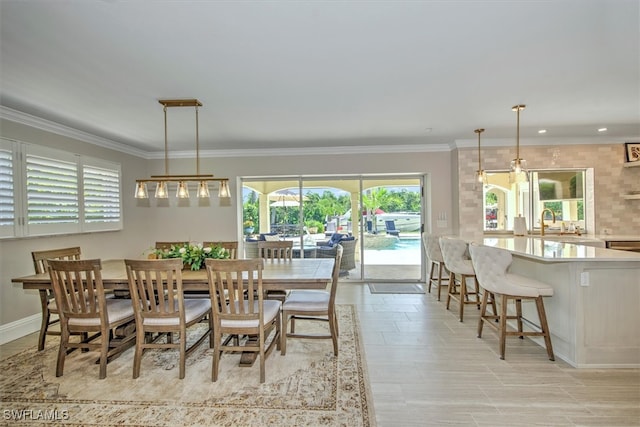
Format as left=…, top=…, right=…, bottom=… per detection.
left=280, top=311, right=288, bottom=355
left=259, top=332, right=266, bottom=383
left=212, top=331, right=222, bottom=382
left=458, top=275, right=466, bottom=322
left=499, top=294, right=508, bottom=360
left=516, top=298, right=524, bottom=339
left=427, top=261, right=435, bottom=293
left=477, top=290, right=489, bottom=338
left=328, top=309, right=338, bottom=356
left=436, top=263, right=444, bottom=301
left=179, top=330, right=186, bottom=380
left=536, top=296, right=555, bottom=361
left=56, top=324, right=69, bottom=377
left=98, top=329, right=109, bottom=380
left=133, top=328, right=144, bottom=379
left=445, top=271, right=455, bottom=310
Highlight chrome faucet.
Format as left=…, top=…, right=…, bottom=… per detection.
left=540, top=208, right=556, bottom=236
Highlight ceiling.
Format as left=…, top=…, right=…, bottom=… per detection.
left=1, top=1, right=638, bottom=156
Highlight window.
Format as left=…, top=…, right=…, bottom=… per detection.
left=483, top=169, right=590, bottom=234
left=0, top=138, right=122, bottom=239
left=0, top=144, right=15, bottom=238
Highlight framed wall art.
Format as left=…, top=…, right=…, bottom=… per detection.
left=625, top=142, right=640, bottom=162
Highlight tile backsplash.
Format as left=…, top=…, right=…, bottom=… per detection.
left=456, top=143, right=639, bottom=237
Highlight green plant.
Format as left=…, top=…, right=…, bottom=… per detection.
left=305, top=219, right=324, bottom=233
left=153, top=242, right=230, bottom=270
left=243, top=219, right=254, bottom=228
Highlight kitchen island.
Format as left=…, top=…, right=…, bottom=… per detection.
left=476, top=236, right=640, bottom=368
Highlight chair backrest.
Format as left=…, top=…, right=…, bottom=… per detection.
left=203, top=241, right=238, bottom=259
left=32, top=247, right=82, bottom=274
left=468, top=244, right=513, bottom=294
left=423, top=234, right=444, bottom=263
left=125, top=258, right=186, bottom=324
left=155, top=242, right=188, bottom=251
left=258, top=240, right=293, bottom=260
left=205, top=258, right=265, bottom=326
left=385, top=220, right=397, bottom=231
left=439, top=237, right=473, bottom=274
left=328, top=245, right=344, bottom=308
left=47, top=259, right=107, bottom=323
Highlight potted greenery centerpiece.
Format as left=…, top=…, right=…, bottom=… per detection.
left=152, top=242, right=230, bottom=270
left=243, top=219, right=255, bottom=235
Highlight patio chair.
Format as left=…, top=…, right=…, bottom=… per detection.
left=385, top=220, right=400, bottom=237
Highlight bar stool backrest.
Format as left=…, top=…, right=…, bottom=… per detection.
left=423, top=234, right=444, bottom=263
left=468, top=244, right=513, bottom=295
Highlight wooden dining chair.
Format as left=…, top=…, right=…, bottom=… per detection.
left=204, top=258, right=281, bottom=383
left=31, top=247, right=82, bottom=351
left=47, top=258, right=135, bottom=379
left=203, top=241, right=238, bottom=259
left=125, top=258, right=213, bottom=379
left=281, top=245, right=342, bottom=356
left=257, top=240, right=293, bottom=301
left=155, top=241, right=188, bottom=251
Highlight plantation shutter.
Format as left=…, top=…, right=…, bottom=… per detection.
left=83, top=161, right=122, bottom=231
left=0, top=146, right=15, bottom=237
left=25, top=149, right=80, bottom=235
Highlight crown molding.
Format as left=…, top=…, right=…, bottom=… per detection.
left=453, top=137, right=632, bottom=149
left=0, top=106, right=148, bottom=158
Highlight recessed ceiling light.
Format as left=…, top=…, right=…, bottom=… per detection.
left=538, top=129, right=547, bottom=134
left=598, top=127, right=608, bottom=132
left=425, top=128, right=432, bottom=133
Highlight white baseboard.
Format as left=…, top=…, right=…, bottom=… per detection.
left=0, top=314, right=40, bottom=345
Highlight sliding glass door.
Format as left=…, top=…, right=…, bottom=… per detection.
left=241, top=175, right=425, bottom=282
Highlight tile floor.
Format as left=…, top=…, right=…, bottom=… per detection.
left=2, top=282, right=639, bottom=426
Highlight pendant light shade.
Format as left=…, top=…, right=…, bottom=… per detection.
left=176, top=181, right=189, bottom=198
left=135, top=182, right=148, bottom=199
left=155, top=181, right=168, bottom=198
left=197, top=181, right=210, bottom=198
left=218, top=180, right=230, bottom=198
left=509, top=104, right=528, bottom=184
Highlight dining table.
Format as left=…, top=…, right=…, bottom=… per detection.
left=12, top=257, right=335, bottom=367
left=12, top=257, right=335, bottom=292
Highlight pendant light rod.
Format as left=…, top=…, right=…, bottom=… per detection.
left=475, top=128, right=484, bottom=170
left=512, top=104, right=526, bottom=159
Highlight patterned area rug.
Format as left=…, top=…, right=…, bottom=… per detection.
left=0, top=305, right=375, bottom=426
left=368, top=283, right=425, bottom=294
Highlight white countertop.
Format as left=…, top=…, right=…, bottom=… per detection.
left=479, top=236, right=640, bottom=262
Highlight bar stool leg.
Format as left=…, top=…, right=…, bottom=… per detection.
left=499, top=294, right=508, bottom=360
left=477, top=290, right=489, bottom=338
left=459, top=275, right=467, bottom=322
left=446, top=271, right=455, bottom=310
left=516, top=298, right=524, bottom=339
left=436, top=263, right=444, bottom=301
left=536, top=296, right=555, bottom=361
left=428, top=261, right=436, bottom=294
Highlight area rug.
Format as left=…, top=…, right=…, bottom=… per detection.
left=367, top=283, right=425, bottom=294
left=0, top=305, right=375, bottom=426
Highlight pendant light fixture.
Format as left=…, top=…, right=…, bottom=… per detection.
left=134, top=99, right=230, bottom=200
left=474, top=128, right=487, bottom=185
left=509, top=104, right=528, bottom=184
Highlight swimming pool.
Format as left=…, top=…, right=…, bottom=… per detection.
left=364, top=237, right=421, bottom=265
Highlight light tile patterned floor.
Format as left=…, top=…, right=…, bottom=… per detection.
left=3, top=282, right=639, bottom=426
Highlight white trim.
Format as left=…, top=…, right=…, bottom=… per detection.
left=453, top=136, right=634, bottom=149
left=0, top=106, right=148, bottom=158
left=0, top=313, right=40, bottom=345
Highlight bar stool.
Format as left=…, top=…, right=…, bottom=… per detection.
left=423, top=234, right=449, bottom=301
left=469, top=244, right=555, bottom=361
left=439, top=237, right=482, bottom=322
